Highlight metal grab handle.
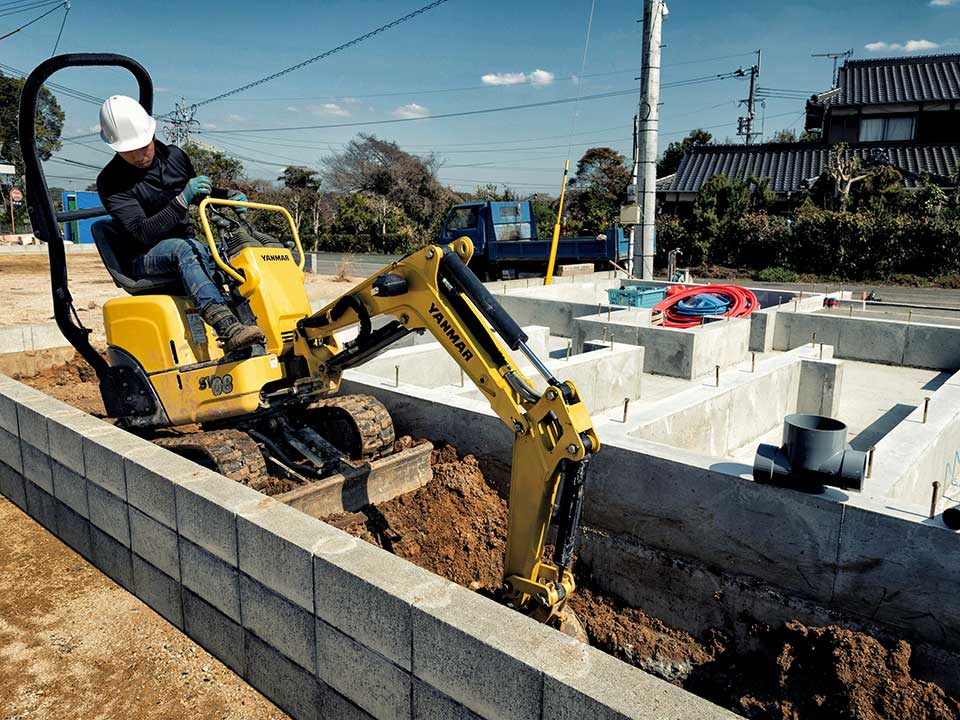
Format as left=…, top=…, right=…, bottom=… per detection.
left=198, top=197, right=305, bottom=284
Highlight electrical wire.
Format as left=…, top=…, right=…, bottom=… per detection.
left=0, top=0, right=64, bottom=40
left=0, top=0, right=59, bottom=18
left=652, top=285, right=759, bottom=328
left=187, top=0, right=454, bottom=110
left=49, top=0, right=68, bottom=55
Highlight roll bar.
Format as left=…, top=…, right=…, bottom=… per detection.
left=18, top=53, right=153, bottom=376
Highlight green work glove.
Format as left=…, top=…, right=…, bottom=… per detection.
left=228, top=189, right=248, bottom=214
left=180, top=175, right=211, bottom=205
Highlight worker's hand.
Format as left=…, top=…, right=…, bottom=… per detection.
left=228, top=189, right=248, bottom=214
left=180, top=175, right=212, bottom=205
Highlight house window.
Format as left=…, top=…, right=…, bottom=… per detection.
left=859, top=116, right=915, bottom=142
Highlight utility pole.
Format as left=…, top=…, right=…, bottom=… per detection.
left=737, top=50, right=761, bottom=144
left=163, top=98, right=198, bottom=146
left=624, top=112, right=640, bottom=276
left=812, top=49, right=853, bottom=88
left=634, top=0, right=668, bottom=280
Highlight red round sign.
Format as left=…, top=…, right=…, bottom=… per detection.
left=10, top=188, right=22, bottom=202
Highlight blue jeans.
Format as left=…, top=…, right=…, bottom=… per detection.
left=133, top=237, right=225, bottom=311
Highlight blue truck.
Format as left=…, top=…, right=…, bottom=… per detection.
left=439, top=201, right=628, bottom=279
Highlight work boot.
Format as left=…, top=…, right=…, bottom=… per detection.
left=200, top=302, right=265, bottom=352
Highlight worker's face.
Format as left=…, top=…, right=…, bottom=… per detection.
left=118, top=138, right=155, bottom=169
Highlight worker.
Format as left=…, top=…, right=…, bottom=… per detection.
left=95, top=95, right=264, bottom=352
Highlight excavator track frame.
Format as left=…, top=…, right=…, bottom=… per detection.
left=154, top=429, right=270, bottom=490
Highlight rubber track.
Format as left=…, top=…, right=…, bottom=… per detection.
left=306, top=394, right=395, bottom=459
left=154, top=429, right=270, bottom=491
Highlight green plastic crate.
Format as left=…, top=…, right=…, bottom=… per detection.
left=606, top=286, right=666, bottom=308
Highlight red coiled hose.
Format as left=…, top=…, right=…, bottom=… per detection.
left=652, top=284, right=760, bottom=328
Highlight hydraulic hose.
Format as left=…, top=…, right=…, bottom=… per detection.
left=652, top=284, right=759, bottom=328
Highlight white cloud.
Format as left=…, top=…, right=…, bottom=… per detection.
left=313, top=103, right=350, bottom=118
left=286, top=106, right=300, bottom=113
left=88, top=124, right=101, bottom=133
left=528, top=69, right=555, bottom=86
left=225, top=113, right=244, bottom=122
left=865, top=39, right=941, bottom=52
left=481, top=71, right=528, bottom=86
left=155, top=86, right=172, bottom=93
left=201, top=122, right=218, bottom=130
left=930, top=0, right=956, bottom=6
left=391, top=103, right=430, bottom=119
left=481, top=68, right=556, bottom=86
left=340, top=97, right=360, bottom=104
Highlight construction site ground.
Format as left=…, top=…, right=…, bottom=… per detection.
left=7, top=355, right=960, bottom=720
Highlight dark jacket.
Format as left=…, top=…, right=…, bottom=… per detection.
left=96, top=140, right=195, bottom=249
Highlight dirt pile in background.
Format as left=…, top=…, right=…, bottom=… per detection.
left=15, top=353, right=106, bottom=417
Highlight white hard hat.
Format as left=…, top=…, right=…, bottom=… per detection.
left=99, top=95, right=156, bottom=152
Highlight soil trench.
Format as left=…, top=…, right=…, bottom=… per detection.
left=14, top=356, right=960, bottom=720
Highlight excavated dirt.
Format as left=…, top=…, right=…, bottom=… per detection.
left=329, top=443, right=960, bottom=720
left=12, top=357, right=960, bottom=719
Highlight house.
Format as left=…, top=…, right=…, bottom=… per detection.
left=658, top=53, right=960, bottom=208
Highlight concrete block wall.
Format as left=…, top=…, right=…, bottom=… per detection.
left=774, top=312, right=960, bottom=370
left=0, top=372, right=735, bottom=720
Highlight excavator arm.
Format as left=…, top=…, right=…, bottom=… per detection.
left=297, top=237, right=600, bottom=626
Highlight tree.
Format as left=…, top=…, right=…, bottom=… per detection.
left=182, top=142, right=244, bottom=186
left=565, top=147, right=630, bottom=235
left=657, top=129, right=711, bottom=177
left=768, top=128, right=819, bottom=144
left=472, top=183, right=517, bottom=202
left=322, top=134, right=458, bottom=234
left=0, top=74, right=64, bottom=177
left=279, top=166, right=321, bottom=238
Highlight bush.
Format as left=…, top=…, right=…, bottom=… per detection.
left=755, top=267, right=799, bottom=283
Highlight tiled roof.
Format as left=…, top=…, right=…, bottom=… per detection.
left=659, top=143, right=960, bottom=195
left=814, top=53, right=960, bottom=106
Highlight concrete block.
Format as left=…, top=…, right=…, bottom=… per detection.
left=179, top=537, right=241, bottom=622
left=123, top=446, right=186, bottom=529
left=412, top=581, right=546, bottom=720
left=83, top=426, right=143, bottom=498
left=321, top=687, right=376, bottom=720
left=244, top=631, right=321, bottom=720
left=176, top=470, right=263, bottom=566
left=0, top=460, right=27, bottom=510
left=0, top=427, right=22, bottom=472
left=133, top=555, right=183, bottom=628
left=412, top=678, right=482, bottom=720
left=54, top=500, right=92, bottom=559
left=52, top=460, right=88, bottom=518
left=16, top=401, right=51, bottom=452
left=21, top=442, right=52, bottom=492
left=0, top=387, right=19, bottom=434
left=183, top=588, right=245, bottom=675
left=240, top=575, right=316, bottom=672
left=798, top=359, right=843, bottom=417
left=130, top=507, right=179, bottom=579
left=316, top=617, right=410, bottom=720
left=837, top=317, right=906, bottom=366
left=833, top=506, right=960, bottom=647
left=313, top=529, right=448, bottom=671
left=24, top=481, right=58, bottom=533
left=87, top=481, right=130, bottom=546
left=238, top=500, right=320, bottom=611
left=46, top=410, right=102, bottom=475
left=91, top=525, right=134, bottom=591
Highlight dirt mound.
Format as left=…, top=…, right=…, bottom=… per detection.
left=14, top=352, right=106, bottom=418
left=328, top=442, right=507, bottom=589
left=728, top=622, right=960, bottom=720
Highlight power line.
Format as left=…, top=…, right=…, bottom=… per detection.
left=0, top=0, right=65, bottom=40
left=49, top=0, right=68, bottom=55
left=0, top=0, right=59, bottom=18
left=187, top=0, right=454, bottom=110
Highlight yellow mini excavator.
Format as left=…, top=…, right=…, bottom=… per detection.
left=19, top=54, right=600, bottom=630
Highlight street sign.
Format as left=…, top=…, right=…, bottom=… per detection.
left=0, top=163, right=14, bottom=176
left=10, top=188, right=23, bottom=202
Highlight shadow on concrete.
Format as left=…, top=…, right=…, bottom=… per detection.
left=923, top=372, right=952, bottom=393
left=850, top=403, right=915, bottom=450
left=709, top=461, right=753, bottom=478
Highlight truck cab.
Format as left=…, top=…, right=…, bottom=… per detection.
left=440, top=200, right=628, bottom=279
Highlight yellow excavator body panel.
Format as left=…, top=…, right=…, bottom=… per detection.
left=103, top=293, right=284, bottom=426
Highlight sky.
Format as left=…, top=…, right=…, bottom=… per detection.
left=3, top=0, right=959, bottom=195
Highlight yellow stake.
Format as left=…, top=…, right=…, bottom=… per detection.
left=544, top=159, right=570, bottom=286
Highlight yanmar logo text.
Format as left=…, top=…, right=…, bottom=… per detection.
left=429, top=302, right=474, bottom=361
left=261, top=253, right=289, bottom=262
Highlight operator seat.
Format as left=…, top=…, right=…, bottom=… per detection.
left=91, top=219, right=182, bottom=296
